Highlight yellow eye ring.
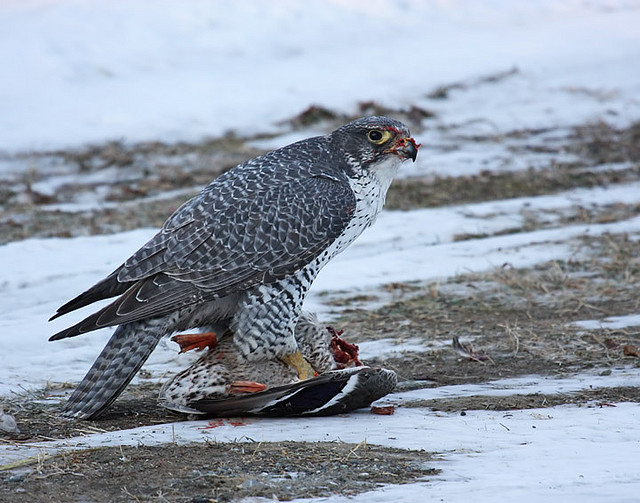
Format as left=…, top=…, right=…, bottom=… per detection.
left=367, top=129, right=392, bottom=145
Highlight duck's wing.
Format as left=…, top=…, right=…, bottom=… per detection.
left=187, top=366, right=397, bottom=417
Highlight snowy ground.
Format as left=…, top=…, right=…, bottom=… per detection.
left=3, top=372, right=640, bottom=502
left=2, top=1, right=640, bottom=502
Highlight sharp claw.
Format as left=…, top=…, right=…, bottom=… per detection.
left=171, top=332, right=218, bottom=353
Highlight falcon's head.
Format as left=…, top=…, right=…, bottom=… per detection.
left=331, top=116, right=420, bottom=172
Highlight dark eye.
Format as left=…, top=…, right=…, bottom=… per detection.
left=367, top=129, right=391, bottom=144
left=368, top=130, right=383, bottom=141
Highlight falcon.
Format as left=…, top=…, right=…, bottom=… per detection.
left=49, top=116, right=419, bottom=419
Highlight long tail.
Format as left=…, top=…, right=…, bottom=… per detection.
left=61, top=319, right=165, bottom=420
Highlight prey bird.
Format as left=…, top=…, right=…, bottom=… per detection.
left=49, top=116, right=419, bottom=419
left=161, top=312, right=397, bottom=417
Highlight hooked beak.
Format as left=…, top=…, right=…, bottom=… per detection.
left=388, top=136, right=420, bottom=162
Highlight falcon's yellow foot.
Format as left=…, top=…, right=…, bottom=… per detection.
left=281, top=350, right=317, bottom=380
left=171, top=332, right=218, bottom=354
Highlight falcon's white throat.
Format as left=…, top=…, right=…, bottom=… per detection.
left=342, top=153, right=403, bottom=243
left=367, top=154, right=404, bottom=195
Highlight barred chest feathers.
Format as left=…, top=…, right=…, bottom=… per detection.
left=310, top=155, right=402, bottom=272
left=353, top=154, right=403, bottom=216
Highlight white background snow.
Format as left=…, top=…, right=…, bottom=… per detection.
left=1, top=1, right=640, bottom=501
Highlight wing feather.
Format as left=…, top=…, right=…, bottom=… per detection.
left=51, top=138, right=356, bottom=338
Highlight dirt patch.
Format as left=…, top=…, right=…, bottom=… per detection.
left=405, top=386, right=640, bottom=412
left=570, top=121, right=640, bottom=164
left=385, top=163, right=640, bottom=210
left=386, top=119, right=640, bottom=211
left=282, top=101, right=435, bottom=131
left=0, top=441, right=436, bottom=502
left=0, top=139, right=261, bottom=245
left=1, top=384, right=184, bottom=443
left=3, top=117, right=640, bottom=245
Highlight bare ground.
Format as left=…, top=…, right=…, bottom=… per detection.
left=1, top=442, right=436, bottom=503
left=2, top=104, right=640, bottom=501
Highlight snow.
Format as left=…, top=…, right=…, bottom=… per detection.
left=2, top=0, right=640, bottom=153
left=2, top=0, right=640, bottom=501
left=389, top=368, right=640, bottom=402
left=574, top=314, right=640, bottom=330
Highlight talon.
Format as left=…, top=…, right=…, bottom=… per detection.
left=229, top=380, right=268, bottom=394
left=171, top=332, right=218, bottom=353
left=281, top=350, right=317, bottom=380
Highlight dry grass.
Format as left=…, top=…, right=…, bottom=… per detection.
left=1, top=441, right=437, bottom=502
left=335, top=231, right=640, bottom=385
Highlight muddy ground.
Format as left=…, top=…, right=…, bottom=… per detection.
left=1, top=105, right=640, bottom=501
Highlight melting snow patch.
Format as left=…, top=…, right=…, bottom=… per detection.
left=573, top=314, right=640, bottom=330
left=357, top=337, right=438, bottom=360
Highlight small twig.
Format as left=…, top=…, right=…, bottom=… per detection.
left=342, top=439, right=367, bottom=461
left=509, top=326, right=520, bottom=356
left=0, top=453, right=52, bottom=471
left=75, top=425, right=109, bottom=435
left=590, top=334, right=610, bottom=352
left=250, top=440, right=263, bottom=460
left=498, top=322, right=522, bottom=356
left=121, top=486, right=141, bottom=503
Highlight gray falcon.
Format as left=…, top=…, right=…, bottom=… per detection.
left=49, top=115, right=419, bottom=419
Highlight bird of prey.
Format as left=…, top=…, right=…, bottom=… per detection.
left=160, top=311, right=397, bottom=417
left=49, top=116, right=419, bottom=420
